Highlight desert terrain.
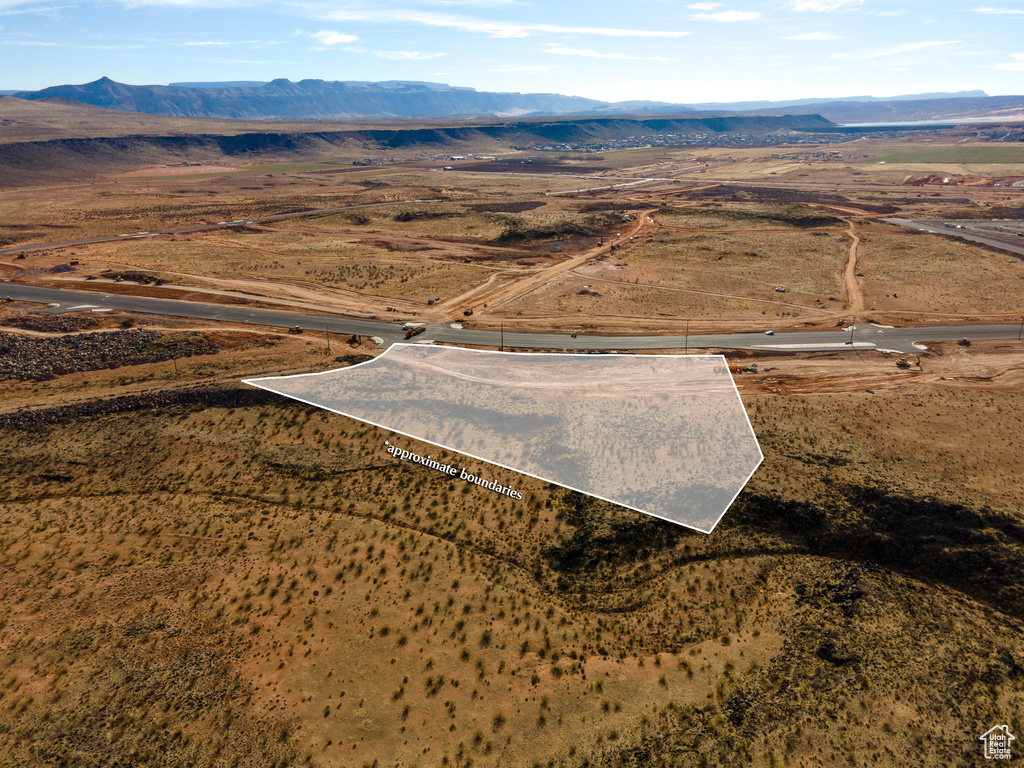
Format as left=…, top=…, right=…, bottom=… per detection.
left=1, top=99, right=1023, bottom=767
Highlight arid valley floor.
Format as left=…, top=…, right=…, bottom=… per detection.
left=1, top=99, right=1024, bottom=767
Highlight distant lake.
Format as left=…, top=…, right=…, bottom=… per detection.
left=842, top=116, right=1024, bottom=128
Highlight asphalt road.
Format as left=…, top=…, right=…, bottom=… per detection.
left=885, top=217, right=1024, bottom=259
left=2, top=283, right=1021, bottom=354
left=0, top=283, right=406, bottom=344
left=0, top=199, right=442, bottom=257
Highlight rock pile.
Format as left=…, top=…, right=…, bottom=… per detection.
left=101, top=270, right=162, bottom=285
left=3, top=315, right=99, bottom=333
left=0, top=329, right=219, bottom=381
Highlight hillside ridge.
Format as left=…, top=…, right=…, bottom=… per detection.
left=12, top=78, right=1020, bottom=123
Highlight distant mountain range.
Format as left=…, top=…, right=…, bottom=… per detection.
left=685, top=91, right=988, bottom=112
left=168, top=80, right=479, bottom=92
left=12, top=77, right=610, bottom=120
left=10, top=78, right=1024, bottom=123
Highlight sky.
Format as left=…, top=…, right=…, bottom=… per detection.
left=2, top=0, right=1023, bottom=103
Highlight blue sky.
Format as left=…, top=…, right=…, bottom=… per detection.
left=2, top=0, right=1023, bottom=102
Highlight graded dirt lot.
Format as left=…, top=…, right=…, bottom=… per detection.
left=858, top=228, right=1024, bottom=319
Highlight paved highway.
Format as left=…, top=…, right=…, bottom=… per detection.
left=885, top=217, right=1024, bottom=259
left=0, top=283, right=406, bottom=344
left=429, top=322, right=1021, bottom=354
left=0, top=199, right=442, bottom=257
left=2, top=284, right=1021, bottom=354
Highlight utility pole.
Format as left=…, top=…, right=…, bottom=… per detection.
left=1018, top=315, right=1023, bottom=341
left=326, top=324, right=331, bottom=353
left=500, top=322, right=504, bottom=352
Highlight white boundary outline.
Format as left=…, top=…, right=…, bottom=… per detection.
left=243, top=344, right=764, bottom=534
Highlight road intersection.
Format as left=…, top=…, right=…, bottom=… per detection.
left=2, top=283, right=1019, bottom=355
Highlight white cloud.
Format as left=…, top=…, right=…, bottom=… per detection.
left=995, top=52, right=1024, bottom=69
left=118, top=0, right=248, bottom=7
left=542, top=45, right=676, bottom=63
left=489, top=65, right=552, bottom=71
left=693, top=9, right=760, bottom=21
left=0, top=4, right=73, bottom=15
left=214, top=58, right=301, bottom=65
left=785, top=31, right=840, bottom=40
left=324, top=9, right=687, bottom=38
left=4, top=39, right=145, bottom=49
left=544, top=45, right=636, bottom=59
left=312, top=30, right=357, bottom=45
left=974, top=6, right=1024, bottom=13
left=834, top=40, right=960, bottom=59
left=181, top=40, right=264, bottom=46
left=789, top=0, right=863, bottom=10
left=375, top=50, right=446, bottom=59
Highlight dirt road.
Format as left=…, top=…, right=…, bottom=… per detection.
left=447, top=212, right=656, bottom=317
left=842, top=219, right=865, bottom=319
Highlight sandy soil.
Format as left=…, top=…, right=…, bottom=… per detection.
left=730, top=340, right=1024, bottom=397
left=6, top=118, right=1024, bottom=768
left=4, top=140, right=1023, bottom=339
left=1, top=325, right=1022, bottom=767
left=117, top=164, right=242, bottom=177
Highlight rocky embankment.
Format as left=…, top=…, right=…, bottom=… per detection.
left=0, top=386, right=278, bottom=429
left=0, top=329, right=218, bottom=381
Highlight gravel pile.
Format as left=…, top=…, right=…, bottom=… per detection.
left=0, top=329, right=219, bottom=382
left=3, top=315, right=99, bottom=333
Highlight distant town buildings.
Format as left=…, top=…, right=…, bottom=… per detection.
left=506, top=131, right=867, bottom=153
